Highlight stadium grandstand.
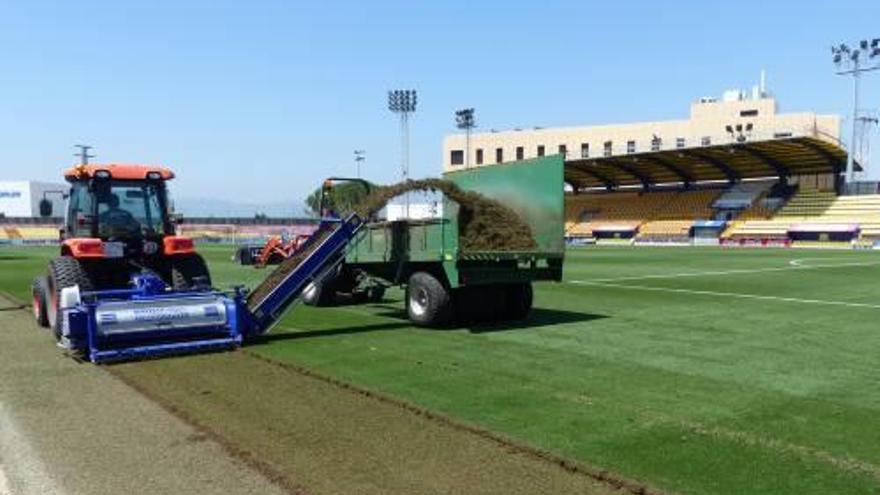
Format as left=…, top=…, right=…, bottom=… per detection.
left=0, top=216, right=317, bottom=246
left=445, top=82, right=880, bottom=248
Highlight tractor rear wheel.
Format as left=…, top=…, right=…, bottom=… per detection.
left=406, top=272, right=451, bottom=326
left=31, top=277, right=49, bottom=328
left=46, top=256, right=95, bottom=340
left=169, top=253, right=212, bottom=290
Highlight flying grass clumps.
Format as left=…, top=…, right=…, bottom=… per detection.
left=247, top=178, right=536, bottom=309
left=356, top=179, right=537, bottom=251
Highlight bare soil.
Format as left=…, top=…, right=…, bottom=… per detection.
left=110, top=351, right=628, bottom=495
left=0, top=296, right=288, bottom=495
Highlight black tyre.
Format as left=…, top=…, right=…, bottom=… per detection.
left=301, top=278, right=339, bottom=306
left=505, top=283, right=533, bottom=320
left=406, top=272, right=451, bottom=326
left=31, top=277, right=49, bottom=328
left=455, top=285, right=507, bottom=324
left=366, top=285, right=386, bottom=303
left=46, top=256, right=95, bottom=340
left=235, top=246, right=253, bottom=265
left=169, top=253, right=212, bottom=290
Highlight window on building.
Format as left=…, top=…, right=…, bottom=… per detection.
left=701, top=136, right=711, bottom=146
left=475, top=148, right=483, bottom=165
left=537, top=145, right=545, bottom=157
left=676, top=137, right=686, bottom=148
left=626, top=140, right=636, bottom=154
left=651, top=136, right=662, bottom=151
left=580, top=143, right=590, bottom=158
left=558, top=144, right=567, bottom=157
left=450, top=150, right=464, bottom=166
left=516, top=146, right=524, bottom=160
left=740, top=109, right=759, bottom=117
left=603, top=141, right=613, bottom=157
left=496, top=148, right=503, bottom=163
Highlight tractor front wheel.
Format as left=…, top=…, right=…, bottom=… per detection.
left=46, top=257, right=95, bottom=340
left=169, top=253, right=212, bottom=290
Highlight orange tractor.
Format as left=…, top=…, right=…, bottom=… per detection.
left=31, top=164, right=210, bottom=340
left=234, top=232, right=311, bottom=267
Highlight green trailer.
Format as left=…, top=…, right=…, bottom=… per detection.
left=304, top=155, right=565, bottom=325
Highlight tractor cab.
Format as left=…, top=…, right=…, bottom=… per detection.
left=58, top=164, right=192, bottom=259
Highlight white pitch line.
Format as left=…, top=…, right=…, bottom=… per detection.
left=0, top=402, right=64, bottom=495
left=569, top=280, right=880, bottom=309
left=583, top=260, right=880, bottom=283
left=0, top=463, right=10, bottom=495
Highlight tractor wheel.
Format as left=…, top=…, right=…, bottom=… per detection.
left=46, top=257, right=95, bottom=340
left=234, top=246, right=253, bottom=265
left=31, top=277, right=49, bottom=328
left=505, top=283, right=533, bottom=320
left=169, top=253, right=212, bottom=290
left=406, top=272, right=451, bottom=326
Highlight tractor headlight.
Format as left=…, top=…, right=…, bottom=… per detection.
left=146, top=171, right=161, bottom=180
left=94, top=169, right=111, bottom=179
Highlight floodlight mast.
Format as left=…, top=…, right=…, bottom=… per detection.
left=831, top=39, right=880, bottom=185
left=455, top=108, right=476, bottom=168
left=388, top=89, right=417, bottom=217
left=354, top=150, right=365, bottom=178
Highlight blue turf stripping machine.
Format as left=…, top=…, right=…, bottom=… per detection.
left=58, top=214, right=362, bottom=363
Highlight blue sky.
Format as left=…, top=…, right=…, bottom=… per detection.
left=1, top=1, right=878, bottom=208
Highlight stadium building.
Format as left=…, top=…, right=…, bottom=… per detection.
left=442, top=83, right=880, bottom=248
left=0, top=180, right=67, bottom=218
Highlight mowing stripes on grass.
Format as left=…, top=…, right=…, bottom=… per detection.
left=569, top=281, right=880, bottom=309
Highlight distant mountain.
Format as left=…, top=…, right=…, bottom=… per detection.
left=173, top=197, right=310, bottom=218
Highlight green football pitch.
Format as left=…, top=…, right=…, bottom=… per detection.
left=2, top=244, right=879, bottom=494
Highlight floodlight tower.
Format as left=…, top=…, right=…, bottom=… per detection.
left=388, top=89, right=417, bottom=217
left=354, top=150, right=365, bottom=178
left=455, top=108, right=476, bottom=168
left=831, top=39, right=880, bottom=185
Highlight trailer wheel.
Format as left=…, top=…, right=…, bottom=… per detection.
left=366, top=285, right=386, bottom=303
left=170, top=253, right=212, bottom=290
left=31, top=277, right=49, bottom=328
left=505, top=283, right=533, bottom=320
left=47, top=257, right=95, bottom=340
left=406, top=272, right=451, bottom=326
left=301, top=280, right=335, bottom=306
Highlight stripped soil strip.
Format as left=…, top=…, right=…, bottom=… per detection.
left=107, top=365, right=310, bottom=495
left=243, top=350, right=666, bottom=495
left=110, top=351, right=637, bottom=495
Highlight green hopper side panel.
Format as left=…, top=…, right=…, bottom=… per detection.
left=443, top=155, right=565, bottom=254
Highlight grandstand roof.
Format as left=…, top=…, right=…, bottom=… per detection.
left=564, top=136, right=851, bottom=190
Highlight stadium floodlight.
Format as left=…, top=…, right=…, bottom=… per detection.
left=832, top=38, right=880, bottom=185
left=455, top=108, right=476, bottom=168
left=388, top=89, right=417, bottom=217
left=354, top=150, right=365, bottom=178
